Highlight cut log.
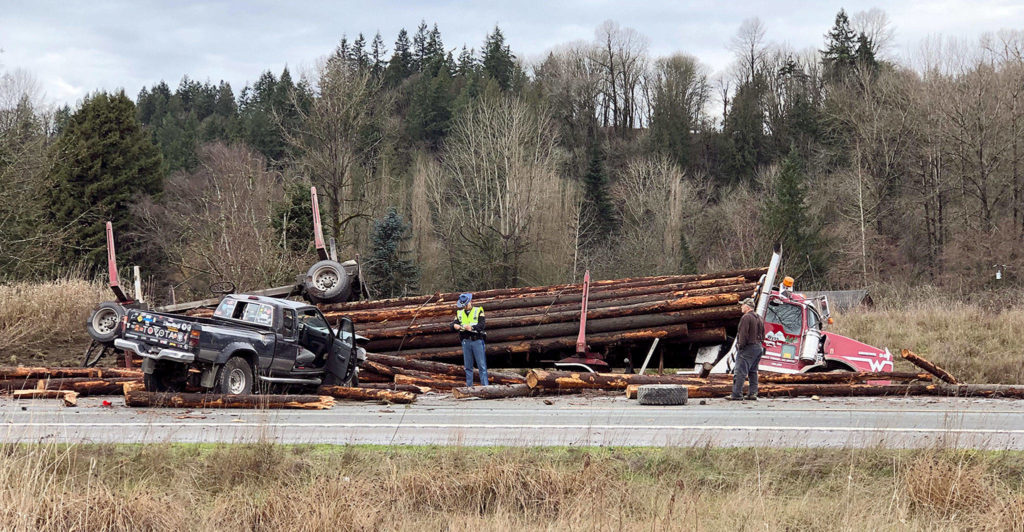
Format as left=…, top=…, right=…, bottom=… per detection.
left=37, top=377, right=142, bottom=395
left=0, top=367, right=142, bottom=380
left=527, top=370, right=709, bottom=390
left=684, top=382, right=941, bottom=399
left=360, top=360, right=397, bottom=377
left=365, top=353, right=525, bottom=383
left=452, top=384, right=534, bottom=399
left=122, top=381, right=146, bottom=394
left=12, top=389, right=78, bottom=406
left=0, top=379, right=43, bottom=391
left=935, top=382, right=1024, bottom=398
left=356, top=371, right=390, bottom=383
left=357, top=383, right=432, bottom=394
left=901, top=349, right=958, bottom=384
left=318, top=385, right=415, bottom=404
left=124, top=391, right=335, bottom=409
left=709, top=371, right=933, bottom=385
left=625, top=385, right=639, bottom=399
left=393, top=374, right=461, bottom=389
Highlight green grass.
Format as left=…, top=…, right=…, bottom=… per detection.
left=2, top=443, right=1024, bottom=530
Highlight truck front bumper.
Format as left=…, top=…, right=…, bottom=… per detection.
left=114, top=339, right=196, bottom=363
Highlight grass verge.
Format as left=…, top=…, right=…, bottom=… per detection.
left=1, top=443, right=1023, bottom=531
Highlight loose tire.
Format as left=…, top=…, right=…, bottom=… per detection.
left=86, top=301, right=124, bottom=344
left=637, top=384, right=688, bottom=406
left=303, top=260, right=351, bottom=304
left=217, top=356, right=254, bottom=395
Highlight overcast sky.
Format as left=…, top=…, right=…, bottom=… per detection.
left=2, top=0, right=1023, bottom=108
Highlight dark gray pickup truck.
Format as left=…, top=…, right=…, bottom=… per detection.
left=113, top=294, right=363, bottom=394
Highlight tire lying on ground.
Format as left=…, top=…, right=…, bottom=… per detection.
left=86, top=301, right=125, bottom=344
left=637, top=384, right=688, bottom=406
left=304, top=260, right=352, bottom=304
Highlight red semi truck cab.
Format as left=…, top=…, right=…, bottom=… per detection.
left=759, top=286, right=893, bottom=374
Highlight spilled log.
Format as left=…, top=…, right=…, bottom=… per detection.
left=37, top=377, right=142, bottom=395
left=318, top=385, right=415, bottom=404
left=357, top=383, right=432, bottom=394
left=12, top=389, right=78, bottom=406
left=452, top=384, right=535, bottom=400
left=0, top=367, right=142, bottom=380
left=393, top=374, right=461, bottom=390
left=365, top=353, right=525, bottom=383
left=901, top=349, right=959, bottom=384
left=124, top=391, right=335, bottom=409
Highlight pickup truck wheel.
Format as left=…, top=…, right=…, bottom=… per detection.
left=218, top=357, right=254, bottom=395
left=304, top=260, right=351, bottom=304
left=87, top=302, right=124, bottom=343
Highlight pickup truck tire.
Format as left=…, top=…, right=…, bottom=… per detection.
left=304, top=260, right=351, bottom=304
left=636, top=384, right=688, bottom=406
left=86, top=301, right=125, bottom=344
left=217, top=356, right=254, bottom=395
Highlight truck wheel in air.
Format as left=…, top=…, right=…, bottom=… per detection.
left=637, top=384, right=688, bottom=406
left=217, top=356, right=254, bottom=395
left=303, top=260, right=351, bottom=304
left=86, top=301, right=125, bottom=344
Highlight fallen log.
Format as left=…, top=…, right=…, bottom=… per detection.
left=122, top=381, right=145, bottom=394
left=357, top=383, right=432, bottom=394
left=624, top=382, right=940, bottom=399
left=901, top=349, right=958, bottom=384
left=0, top=367, right=142, bottom=380
left=318, top=385, right=415, bottom=404
left=935, top=382, right=1024, bottom=398
left=393, top=374, right=461, bottom=389
left=360, top=360, right=397, bottom=377
left=124, top=391, right=335, bottom=409
left=527, top=370, right=709, bottom=390
left=452, top=384, right=535, bottom=400
left=365, top=353, right=525, bottom=383
left=356, top=371, right=390, bottom=383
left=703, top=371, right=934, bottom=385
left=37, top=377, right=142, bottom=395
left=0, top=379, right=43, bottom=391
left=12, top=389, right=78, bottom=406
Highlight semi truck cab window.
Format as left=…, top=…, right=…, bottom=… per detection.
left=766, top=302, right=803, bottom=336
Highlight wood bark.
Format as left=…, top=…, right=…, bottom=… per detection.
left=527, top=369, right=710, bottom=390
left=124, top=391, right=335, bottom=409
left=360, top=360, right=397, bottom=377
left=357, top=383, right=432, bottom=394
left=393, top=374, right=461, bottom=389
left=37, top=377, right=142, bottom=395
left=12, top=389, right=78, bottom=406
left=318, top=385, right=416, bottom=404
left=0, top=367, right=142, bottom=380
left=935, top=382, right=1024, bottom=398
left=452, top=384, right=535, bottom=399
left=122, top=381, right=146, bottom=394
left=901, top=349, right=959, bottom=384
left=704, top=371, right=934, bottom=385
left=365, top=353, right=525, bottom=383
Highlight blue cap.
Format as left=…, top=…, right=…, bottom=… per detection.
left=456, top=293, right=472, bottom=308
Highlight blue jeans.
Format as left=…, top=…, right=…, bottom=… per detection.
left=461, top=339, right=488, bottom=387
left=732, top=344, right=764, bottom=398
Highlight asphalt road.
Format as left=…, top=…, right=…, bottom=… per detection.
left=2, top=394, right=1024, bottom=449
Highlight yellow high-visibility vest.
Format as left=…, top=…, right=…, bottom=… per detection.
left=457, top=306, right=483, bottom=328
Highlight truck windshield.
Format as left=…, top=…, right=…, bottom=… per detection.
left=765, top=302, right=803, bottom=336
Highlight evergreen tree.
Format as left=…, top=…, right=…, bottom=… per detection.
left=723, top=74, right=770, bottom=183
left=412, top=21, right=429, bottom=71
left=822, top=9, right=857, bottom=80
left=761, top=150, right=827, bottom=282
left=370, top=32, right=388, bottom=75
left=854, top=32, right=878, bottom=72
left=456, top=46, right=477, bottom=76
left=365, top=208, right=420, bottom=298
left=48, top=91, right=163, bottom=265
left=384, top=29, right=414, bottom=86
left=582, top=143, right=618, bottom=238
left=407, top=66, right=453, bottom=148
left=352, top=33, right=369, bottom=70
left=272, top=184, right=314, bottom=252
left=481, top=26, right=517, bottom=90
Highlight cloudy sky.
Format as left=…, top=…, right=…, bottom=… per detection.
left=2, top=0, right=1023, bottom=107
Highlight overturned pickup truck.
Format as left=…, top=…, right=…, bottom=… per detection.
left=112, top=294, right=364, bottom=394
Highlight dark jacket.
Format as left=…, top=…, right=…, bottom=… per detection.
left=736, top=311, right=765, bottom=349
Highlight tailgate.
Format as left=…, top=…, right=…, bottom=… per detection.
left=124, top=311, right=198, bottom=352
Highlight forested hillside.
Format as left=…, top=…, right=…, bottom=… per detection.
left=2, top=10, right=1023, bottom=300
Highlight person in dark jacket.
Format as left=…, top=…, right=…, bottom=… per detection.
left=728, top=297, right=765, bottom=401
left=453, top=293, right=488, bottom=387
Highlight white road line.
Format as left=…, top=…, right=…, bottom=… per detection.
left=3, top=422, right=1021, bottom=435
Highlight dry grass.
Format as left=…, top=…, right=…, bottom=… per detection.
left=831, top=289, right=1024, bottom=384
left=0, top=277, right=109, bottom=366
left=0, top=444, right=1022, bottom=531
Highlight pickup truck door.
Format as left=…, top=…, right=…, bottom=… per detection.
left=296, top=308, right=334, bottom=367
left=268, top=309, right=301, bottom=375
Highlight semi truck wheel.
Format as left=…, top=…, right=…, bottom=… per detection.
left=217, top=357, right=254, bottom=395
left=86, top=301, right=124, bottom=344
left=303, top=260, right=351, bottom=304
left=637, top=384, right=688, bottom=406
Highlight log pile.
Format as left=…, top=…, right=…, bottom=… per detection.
left=319, top=268, right=765, bottom=363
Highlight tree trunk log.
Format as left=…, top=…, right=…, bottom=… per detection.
left=318, top=385, right=415, bottom=404
left=935, top=382, right=1024, bottom=398
left=0, top=367, right=142, bottom=380
left=452, top=384, right=535, bottom=399
left=124, top=391, right=335, bottom=409
left=901, top=349, right=959, bottom=384
left=360, top=360, right=397, bottom=377
left=357, top=383, right=432, bottom=394
left=12, top=389, right=78, bottom=406
left=37, top=377, right=142, bottom=395
left=707, top=371, right=934, bottom=385
left=365, top=353, right=525, bottom=383
left=393, top=374, right=461, bottom=389
left=527, top=370, right=710, bottom=390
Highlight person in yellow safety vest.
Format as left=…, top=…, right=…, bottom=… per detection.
left=453, top=293, right=488, bottom=387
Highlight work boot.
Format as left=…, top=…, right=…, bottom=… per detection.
left=725, top=395, right=743, bottom=401
left=744, top=395, right=758, bottom=401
